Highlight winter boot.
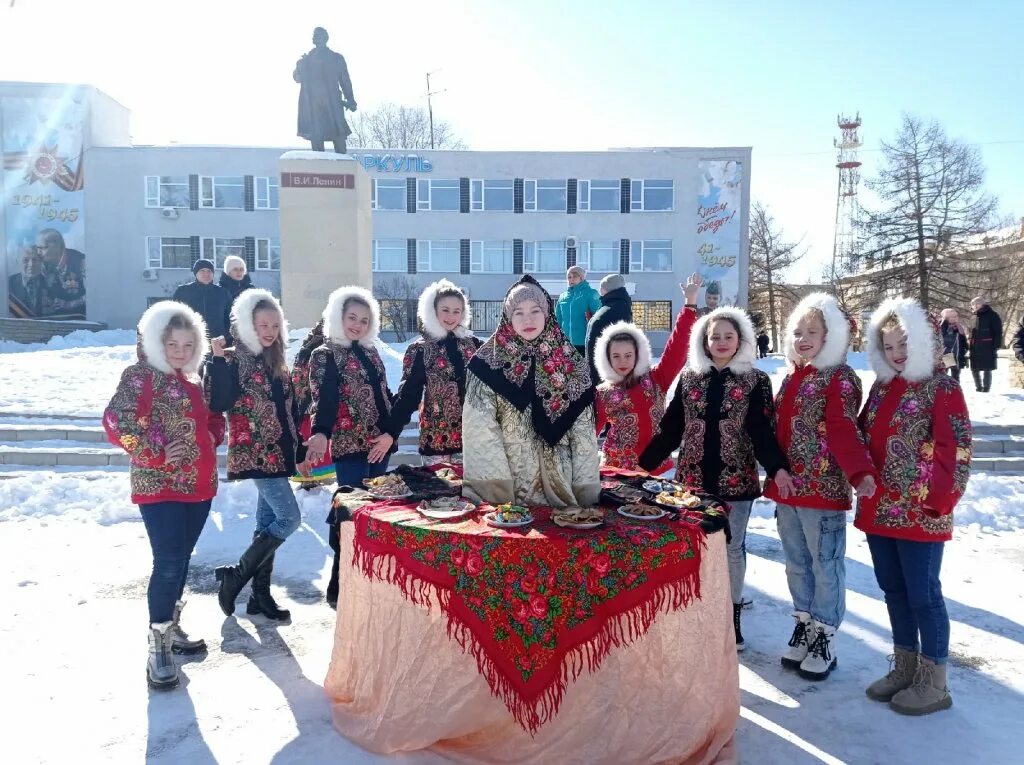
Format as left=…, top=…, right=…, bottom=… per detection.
left=247, top=550, right=291, bottom=621
left=865, top=648, right=918, bottom=702
left=170, top=599, right=207, bottom=655
left=781, top=611, right=812, bottom=669
left=733, top=603, right=745, bottom=652
left=890, top=656, right=953, bottom=715
left=215, top=532, right=284, bottom=616
left=147, top=621, right=179, bottom=691
left=798, top=620, right=837, bottom=680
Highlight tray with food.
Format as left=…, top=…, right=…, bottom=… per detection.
left=652, top=486, right=703, bottom=510
left=551, top=506, right=605, bottom=530
left=616, top=504, right=669, bottom=521
left=363, top=473, right=413, bottom=499
left=484, top=504, right=534, bottom=528
left=417, top=496, right=476, bottom=520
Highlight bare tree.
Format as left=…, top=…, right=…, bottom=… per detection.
left=374, top=275, right=420, bottom=342
left=859, top=115, right=1000, bottom=310
left=748, top=202, right=805, bottom=350
left=349, top=103, right=466, bottom=150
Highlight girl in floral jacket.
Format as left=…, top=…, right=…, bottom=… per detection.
left=290, top=320, right=334, bottom=486
left=208, top=289, right=304, bottom=622
left=374, top=280, right=482, bottom=465
left=303, top=286, right=396, bottom=487
left=640, top=306, right=793, bottom=651
left=103, top=301, right=224, bottom=691
left=858, top=298, right=971, bottom=716
left=763, top=293, right=877, bottom=680
left=594, top=274, right=701, bottom=473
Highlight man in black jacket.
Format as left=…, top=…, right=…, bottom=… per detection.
left=172, top=259, right=232, bottom=340
left=585, top=274, right=633, bottom=384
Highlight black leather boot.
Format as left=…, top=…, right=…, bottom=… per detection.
left=215, top=533, right=284, bottom=616
left=247, top=550, right=291, bottom=621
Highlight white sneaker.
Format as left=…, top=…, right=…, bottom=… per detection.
left=798, top=620, right=837, bottom=680
left=781, top=611, right=812, bottom=669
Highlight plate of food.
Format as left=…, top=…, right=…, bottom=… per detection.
left=654, top=487, right=702, bottom=509
left=641, top=479, right=665, bottom=494
left=363, top=473, right=413, bottom=499
left=552, top=506, right=605, bottom=530
left=417, top=496, right=476, bottom=520
left=485, top=504, right=533, bottom=528
left=617, top=504, right=669, bottom=521
left=605, top=484, right=645, bottom=504
left=434, top=467, right=463, bottom=486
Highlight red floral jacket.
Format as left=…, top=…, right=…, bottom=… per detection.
left=104, top=364, right=224, bottom=504
left=764, top=364, right=875, bottom=511
left=855, top=374, right=972, bottom=542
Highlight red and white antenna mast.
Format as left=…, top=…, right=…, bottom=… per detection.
left=832, top=112, right=863, bottom=273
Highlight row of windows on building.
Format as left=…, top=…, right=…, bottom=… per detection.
left=143, top=175, right=675, bottom=214
left=145, top=236, right=280, bottom=271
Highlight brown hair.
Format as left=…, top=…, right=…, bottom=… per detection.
left=433, top=286, right=466, bottom=312
left=877, top=313, right=903, bottom=345
left=252, top=300, right=289, bottom=380
left=161, top=313, right=198, bottom=344
left=606, top=332, right=640, bottom=388
left=703, top=316, right=743, bottom=360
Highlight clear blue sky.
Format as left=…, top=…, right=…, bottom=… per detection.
left=2, top=0, right=1021, bottom=276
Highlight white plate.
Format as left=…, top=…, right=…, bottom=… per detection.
left=418, top=502, right=475, bottom=520
left=617, top=506, right=668, bottom=522
left=484, top=512, right=533, bottom=529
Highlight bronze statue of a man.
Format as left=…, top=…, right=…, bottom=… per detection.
left=293, top=27, right=357, bottom=153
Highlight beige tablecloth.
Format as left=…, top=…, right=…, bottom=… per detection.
left=324, top=525, right=739, bottom=764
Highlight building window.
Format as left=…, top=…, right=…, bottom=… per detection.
left=577, top=240, right=619, bottom=273
left=524, top=180, right=567, bottom=212
left=254, top=177, right=279, bottom=210
left=470, top=240, right=513, bottom=273
left=416, top=240, right=460, bottom=272
left=417, top=178, right=460, bottom=211
left=470, top=179, right=514, bottom=211
left=201, top=237, right=246, bottom=268
left=146, top=236, right=193, bottom=269
left=470, top=300, right=503, bottom=333
left=372, top=178, right=407, bottom=211
left=145, top=176, right=190, bottom=208
left=372, top=239, right=407, bottom=272
left=577, top=179, right=620, bottom=212
left=630, top=179, right=674, bottom=211
left=524, top=241, right=565, bottom=273
left=629, top=239, right=673, bottom=272
left=633, top=301, right=672, bottom=331
left=199, top=176, right=246, bottom=209
left=255, top=238, right=281, bottom=270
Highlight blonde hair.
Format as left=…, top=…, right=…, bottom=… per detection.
left=252, top=300, right=289, bottom=380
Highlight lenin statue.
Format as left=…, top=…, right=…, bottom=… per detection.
left=293, top=27, right=358, bottom=153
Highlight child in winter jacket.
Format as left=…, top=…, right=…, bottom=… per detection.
left=289, top=320, right=334, bottom=486
left=763, top=293, right=876, bottom=680
left=376, top=279, right=482, bottom=465
left=207, top=289, right=304, bottom=622
left=640, top=306, right=794, bottom=651
left=103, top=301, right=225, bottom=691
left=858, top=297, right=971, bottom=716
left=594, top=274, right=701, bottom=473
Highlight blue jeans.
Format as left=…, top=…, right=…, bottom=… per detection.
left=139, top=500, right=211, bottom=624
left=253, top=477, right=302, bottom=541
left=334, top=454, right=390, bottom=488
left=866, top=534, right=950, bottom=665
left=725, top=500, right=753, bottom=604
left=776, top=504, right=846, bottom=628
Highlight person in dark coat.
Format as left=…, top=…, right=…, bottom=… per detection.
left=939, top=308, right=968, bottom=382
left=757, top=332, right=770, bottom=358
left=585, top=274, right=633, bottom=384
left=293, top=27, right=357, bottom=153
left=1012, top=315, right=1024, bottom=365
left=969, top=296, right=1003, bottom=392
left=172, top=259, right=232, bottom=340
left=219, top=255, right=254, bottom=307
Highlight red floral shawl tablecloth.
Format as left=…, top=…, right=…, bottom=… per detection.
left=352, top=502, right=706, bottom=734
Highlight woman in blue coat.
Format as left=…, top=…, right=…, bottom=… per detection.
left=554, top=266, right=602, bottom=356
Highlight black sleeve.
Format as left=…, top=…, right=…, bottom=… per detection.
left=996, top=315, right=1004, bottom=348
left=172, top=284, right=186, bottom=303
left=639, top=377, right=686, bottom=472
left=745, top=374, right=788, bottom=477
left=385, top=346, right=426, bottom=439
left=312, top=352, right=340, bottom=439
left=206, top=356, right=241, bottom=413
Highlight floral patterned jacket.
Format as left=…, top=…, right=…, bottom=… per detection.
left=104, top=364, right=224, bottom=504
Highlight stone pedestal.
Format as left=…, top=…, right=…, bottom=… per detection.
left=278, top=151, right=372, bottom=329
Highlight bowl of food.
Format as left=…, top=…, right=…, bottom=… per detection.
left=485, top=504, right=533, bottom=528
left=551, top=506, right=605, bottom=530
left=617, top=504, right=668, bottom=521
left=417, top=497, right=476, bottom=520
left=363, top=473, right=412, bottom=499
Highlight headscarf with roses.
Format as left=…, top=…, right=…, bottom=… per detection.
left=469, top=275, right=594, bottom=448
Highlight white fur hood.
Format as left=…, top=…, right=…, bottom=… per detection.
left=230, top=288, right=288, bottom=355
left=867, top=297, right=941, bottom=383
left=417, top=279, right=473, bottom=340
left=685, top=306, right=757, bottom=375
left=323, top=285, right=380, bottom=348
left=594, top=321, right=652, bottom=384
left=784, top=292, right=850, bottom=370
left=138, top=300, right=209, bottom=376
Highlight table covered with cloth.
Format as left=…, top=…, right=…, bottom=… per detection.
left=323, top=476, right=739, bottom=764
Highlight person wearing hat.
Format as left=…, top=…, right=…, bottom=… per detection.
left=219, top=255, right=254, bottom=309
left=554, top=266, right=602, bottom=356
left=172, top=259, right=233, bottom=342
left=700, top=280, right=722, bottom=316
left=585, top=273, right=634, bottom=384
